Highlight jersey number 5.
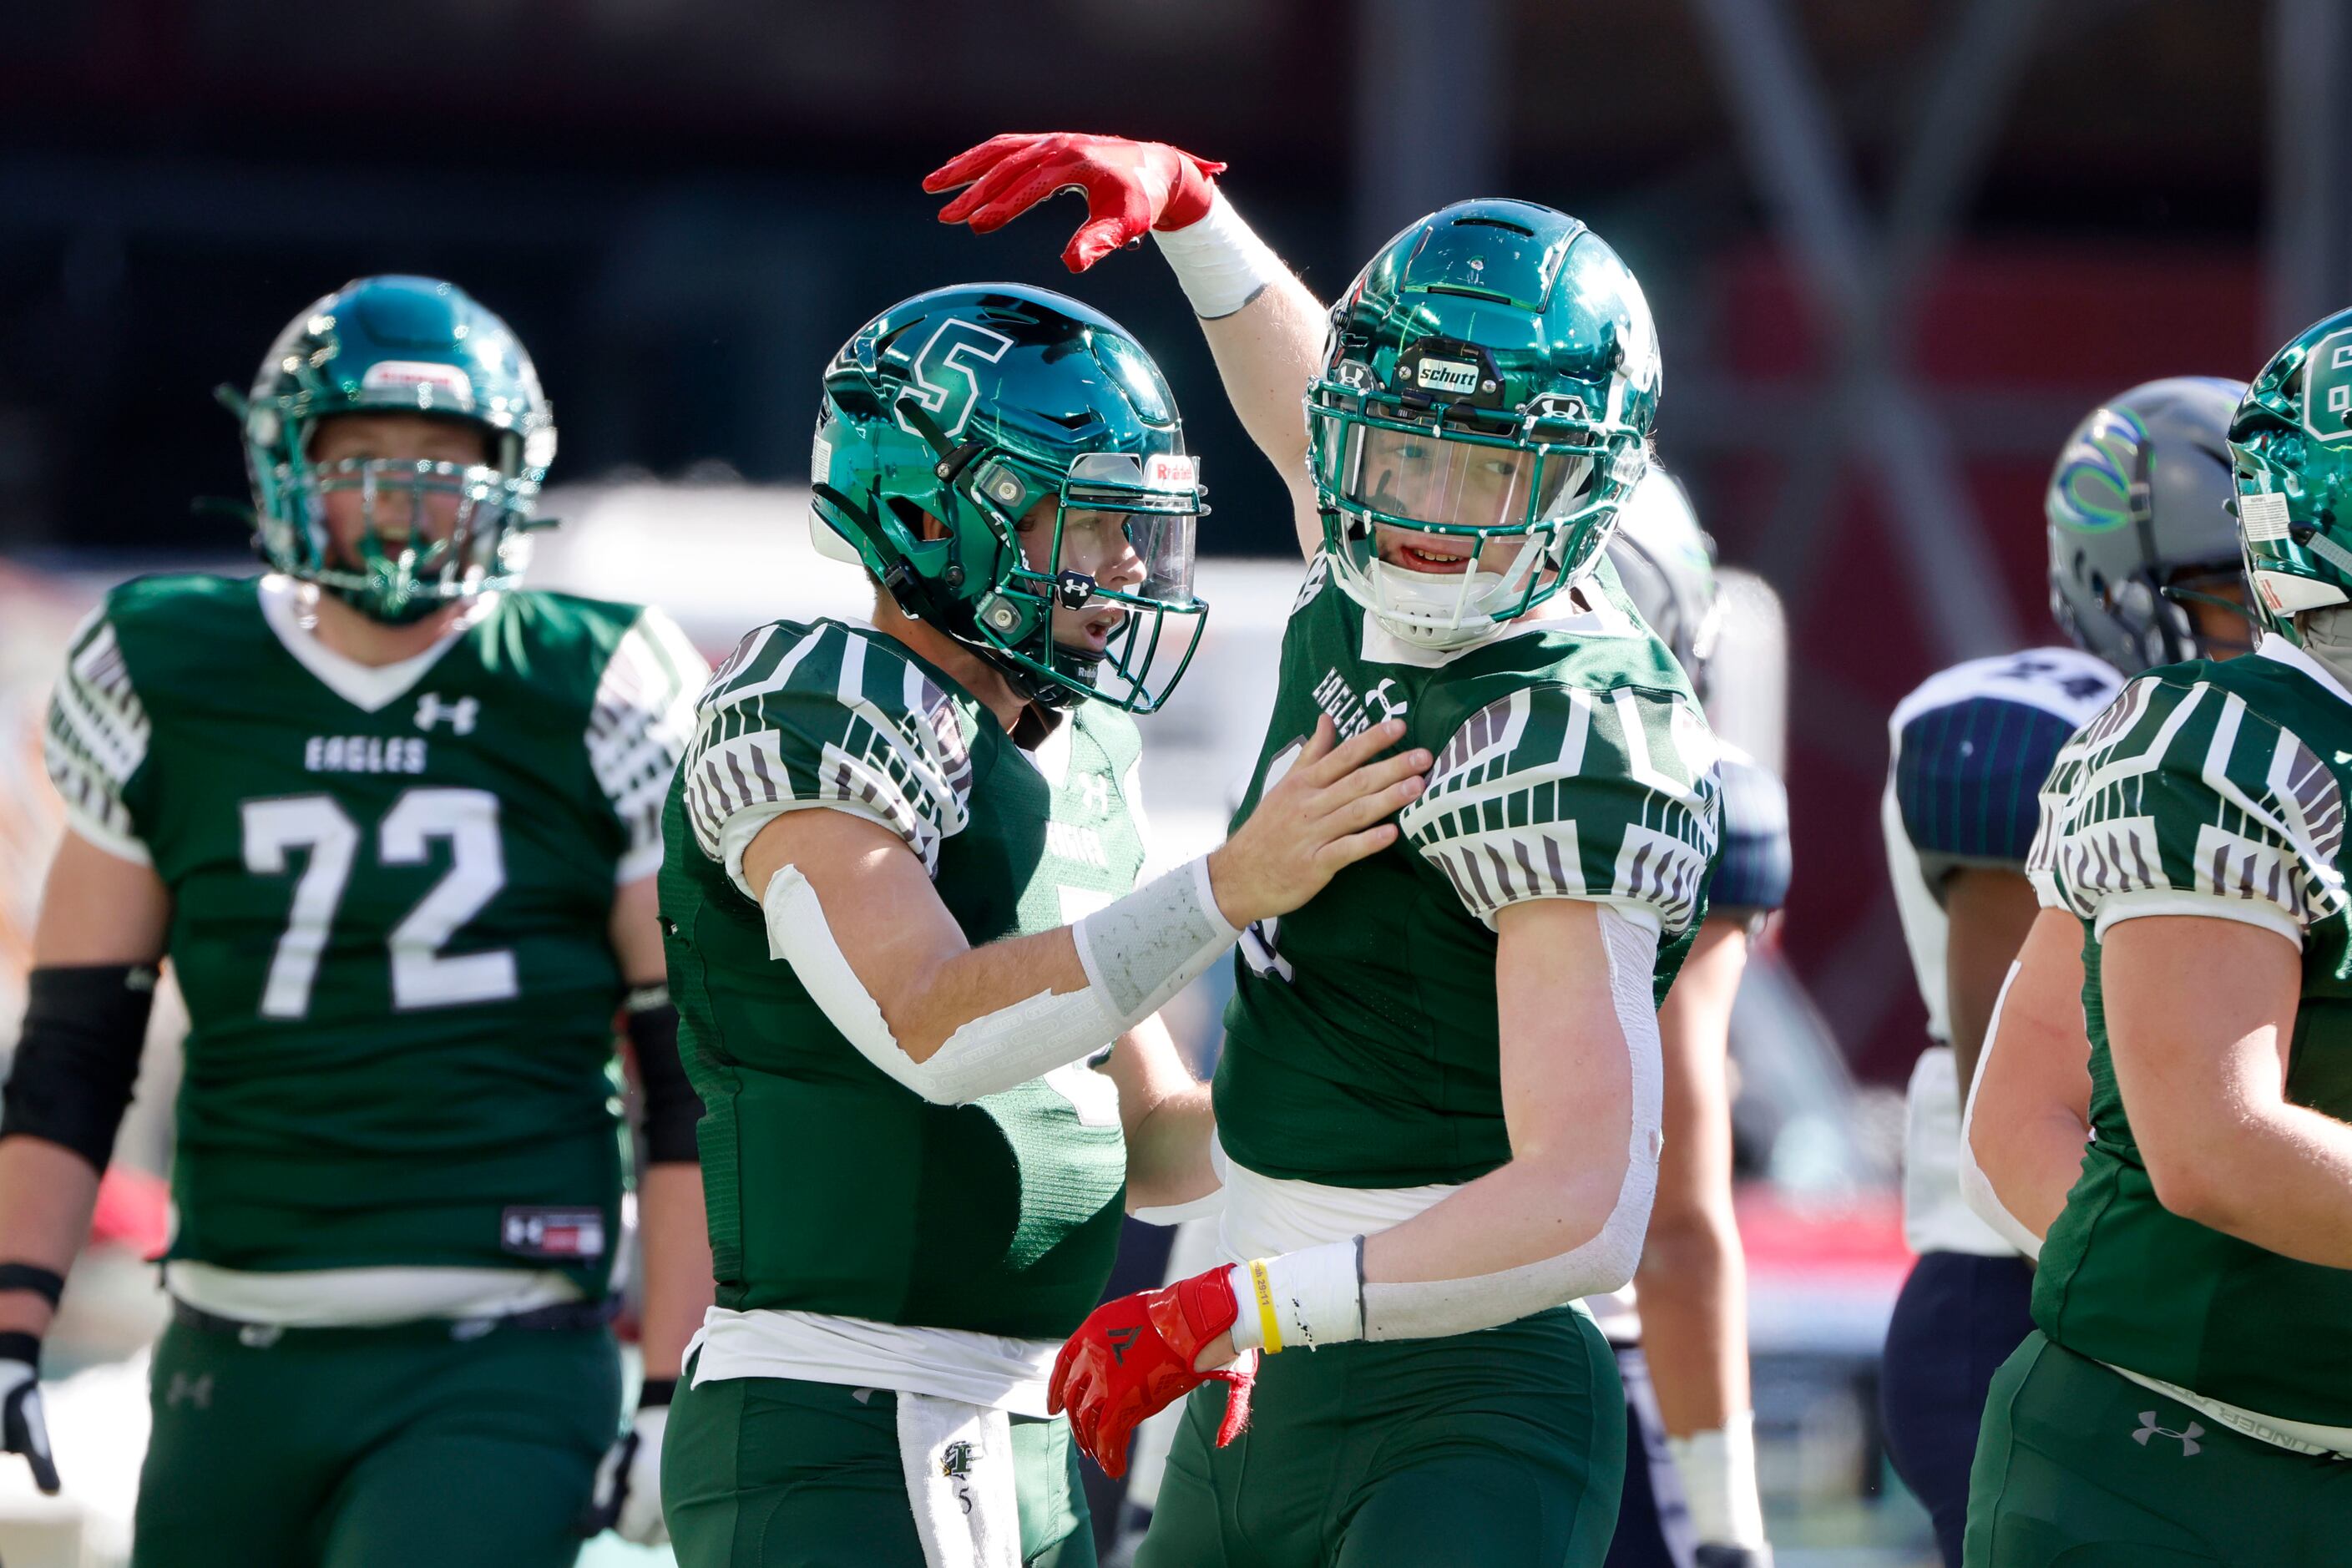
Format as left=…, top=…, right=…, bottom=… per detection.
left=241, top=787, right=516, bottom=1019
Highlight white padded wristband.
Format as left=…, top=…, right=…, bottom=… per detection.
left=1071, top=855, right=1241, bottom=1024
left=1667, top=1413, right=1769, bottom=1550
left=1225, top=1239, right=1364, bottom=1353
left=1150, top=191, right=1286, bottom=320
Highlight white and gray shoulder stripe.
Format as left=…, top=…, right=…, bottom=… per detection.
left=683, top=624, right=974, bottom=876
left=589, top=608, right=709, bottom=883
left=43, top=610, right=151, bottom=862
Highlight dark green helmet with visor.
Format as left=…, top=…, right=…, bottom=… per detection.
left=1308, top=199, right=1661, bottom=650
left=810, top=283, right=1208, bottom=712
left=2229, top=309, right=2352, bottom=643
left=227, top=275, right=556, bottom=625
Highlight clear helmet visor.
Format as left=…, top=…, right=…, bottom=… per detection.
left=1321, top=418, right=1594, bottom=534
left=973, top=448, right=1210, bottom=713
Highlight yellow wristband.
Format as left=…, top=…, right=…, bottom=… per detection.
left=1247, top=1257, right=1284, bottom=1354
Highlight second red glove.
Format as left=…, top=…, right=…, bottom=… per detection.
left=1047, top=1263, right=1253, bottom=1478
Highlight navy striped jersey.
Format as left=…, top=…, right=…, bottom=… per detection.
left=1708, top=742, right=1791, bottom=916
left=1882, top=645, right=2121, bottom=1256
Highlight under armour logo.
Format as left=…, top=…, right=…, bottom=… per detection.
left=1364, top=678, right=1409, bottom=724
left=414, top=694, right=480, bottom=735
left=1105, top=1326, right=1141, bottom=1365
left=2132, top=1410, right=2203, bottom=1455
left=165, top=1372, right=214, bottom=1410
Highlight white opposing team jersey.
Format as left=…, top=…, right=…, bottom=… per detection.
left=1884, top=647, right=2120, bottom=1256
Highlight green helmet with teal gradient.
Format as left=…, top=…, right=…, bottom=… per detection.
left=227, top=275, right=556, bottom=625
left=2231, top=309, right=2352, bottom=643
left=809, top=282, right=1208, bottom=712
left=1308, top=199, right=1661, bottom=650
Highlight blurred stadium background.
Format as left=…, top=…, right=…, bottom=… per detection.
left=0, top=1, right=2339, bottom=1562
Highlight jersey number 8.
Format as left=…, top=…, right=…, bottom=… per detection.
left=240, top=787, right=516, bottom=1019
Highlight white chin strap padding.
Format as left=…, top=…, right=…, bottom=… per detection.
left=1363, top=560, right=1515, bottom=650
left=762, top=854, right=1239, bottom=1107
left=1358, top=903, right=1664, bottom=1341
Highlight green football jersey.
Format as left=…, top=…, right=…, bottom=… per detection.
left=43, top=574, right=705, bottom=1293
left=2032, top=638, right=2352, bottom=1421
left=660, top=618, right=1142, bottom=1339
left=1216, top=556, right=1721, bottom=1189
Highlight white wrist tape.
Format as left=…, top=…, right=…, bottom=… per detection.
left=1359, top=904, right=1665, bottom=1341
left=1957, top=960, right=2046, bottom=1260
left=1150, top=190, right=1286, bottom=320
left=1667, top=1413, right=1768, bottom=1550
left=762, top=854, right=1237, bottom=1107
left=1226, top=1239, right=1363, bottom=1353
left=1070, top=856, right=1242, bottom=1023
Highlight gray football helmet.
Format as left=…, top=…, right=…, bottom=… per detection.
left=2046, top=376, right=2250, bottom=673
left=1608, top=465, right=1722, bottom=696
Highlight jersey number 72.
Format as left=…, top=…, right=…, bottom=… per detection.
left=241, top=787, right=516, bottom=1019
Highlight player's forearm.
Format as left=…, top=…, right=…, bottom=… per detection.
left=896, top=927, right=1093, bottom=1064
left=1123, top=1081, right=1217, bottom=1212
left=1633, top=1204, right=1751, bottom=1435
left=1974, top=1104, right=2086, bottom=1242
left=1363, top=1145, right=1641, bottom=1290
left=632, top=1163, right=713, bottom=1381
left=1195, top=1145, right=1646, bottom=1370
left=0, top=1139, right=101, bottom=1336
left=1193, top=267, right=1324, bottom=483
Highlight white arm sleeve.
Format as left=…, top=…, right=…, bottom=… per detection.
left=1149, top=190, right=1286, bottom=320
left=1232, top=905, right=1664, bottom=1350
left=1956, top=960, right=2048, bottom=1261
left=763, top=854, right=1239, bottom=1107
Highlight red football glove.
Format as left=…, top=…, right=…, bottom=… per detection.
left=923, top=132, right=1227, bottom=273
left=1048, top=1264, right=1253, bottom=1478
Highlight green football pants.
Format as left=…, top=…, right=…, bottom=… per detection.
left=1965, top=1330, right=2352, bottom=1565
left=1137, top=1306, right=1626, bottom=1568
left=131, top=1315, right=619, bottom=1568
left=663, top=1366, right=1095, bottom=1568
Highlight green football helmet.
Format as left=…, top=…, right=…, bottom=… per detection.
left=226, top=275, right=556, bottom=625
left=1308, top=199, right=1661, bottom=650
left=2232, top=308, right=2352, bottom=642
left=810, top=283, right=1208, bottom=712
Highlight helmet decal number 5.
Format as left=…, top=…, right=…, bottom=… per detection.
left=897, top=319, right=1015, bottom=443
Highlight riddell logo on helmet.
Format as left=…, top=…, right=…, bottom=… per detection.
left=1416, top=358, right=1481, bottom=395
left=362, top=361, right=475, bottom=402
left=1144, top=453, right=1197, bottom=492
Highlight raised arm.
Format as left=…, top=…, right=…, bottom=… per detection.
left=925, top=131, right=1326, bottom=557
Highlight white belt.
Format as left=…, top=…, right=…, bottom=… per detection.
left=2104, top=1362, right=2352, bottom=1459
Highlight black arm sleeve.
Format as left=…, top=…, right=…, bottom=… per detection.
left=625, top=987, right=702, bottom=1166
left=1, top=965, right=156, bottom=1174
